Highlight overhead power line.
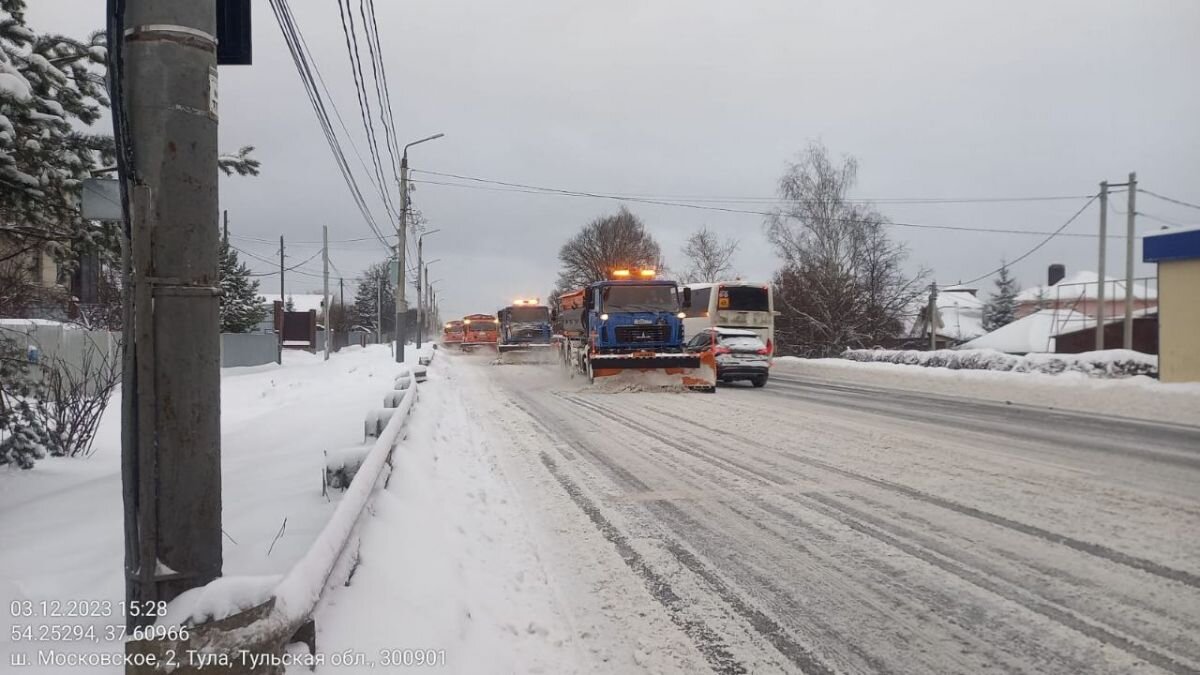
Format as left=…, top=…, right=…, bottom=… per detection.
left=268, top=0, right=392, bottom=252
left=409, top=171, right=1120, bottom=239
left=1138, top=188, right=1200, bottom=212
left=948, top=194, right=1100, bottom=287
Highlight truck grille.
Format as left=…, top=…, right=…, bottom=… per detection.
left=615, top=324, right=669, bottom=343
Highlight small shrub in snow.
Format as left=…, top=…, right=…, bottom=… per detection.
left=0, top=334, right=51, bottom=469
left=840, top=347, right=1157, bottom=379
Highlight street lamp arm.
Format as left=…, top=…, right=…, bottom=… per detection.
left=404, top=133, right=445, bottom=152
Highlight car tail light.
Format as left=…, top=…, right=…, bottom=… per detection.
left=756, top=347, right=769, bottom=355
left=713, top=346, right=732, bottom=355
left=765, top=337, right=774, bottom=356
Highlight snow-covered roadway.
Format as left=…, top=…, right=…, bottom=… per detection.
left=421, top=351, right=1200, bottom=674
left=316, top=348, right=1198, bottom=674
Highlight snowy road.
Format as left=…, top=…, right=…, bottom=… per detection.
left=451, top=353, right=1200, bottom=674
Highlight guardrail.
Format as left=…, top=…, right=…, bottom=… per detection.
left=127, top=362, right=422, bottom=674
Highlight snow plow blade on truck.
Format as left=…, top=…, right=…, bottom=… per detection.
left=589, top=350, right=717, bottom=389
left=553, top=271, right=717, bottom=391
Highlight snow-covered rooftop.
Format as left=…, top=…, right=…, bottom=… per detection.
left=1015, top=271, right=1157, bottom=303
left=907, top=288, right=986, bottom=342
left=258, top=293, right=326, bottom=314
left=960, top=309, right=1091, bottom=354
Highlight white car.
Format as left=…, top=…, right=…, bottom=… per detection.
left=685, top=327, right=770, bottom=387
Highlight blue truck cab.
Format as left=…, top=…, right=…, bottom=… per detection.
left=555, top=276, right=690, bottom=353
left=497, top=299, right=553, bottom=352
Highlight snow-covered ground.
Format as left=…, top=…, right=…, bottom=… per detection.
left=0, top=344, right=418, bottom=673
left=312, top=350, right=1200, bottom=673
left=775, top=355, right=1200, bottom=424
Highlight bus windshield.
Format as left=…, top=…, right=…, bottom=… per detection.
left=719, top=285, right=770, bottom=312
left=601, top=284, right=679, bottom=313
left=507, top=306, right=550, bottom=323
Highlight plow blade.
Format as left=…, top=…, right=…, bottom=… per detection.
left=590, top=351, right=717, bottom=390
left=497, top=343, right=556, bottom=364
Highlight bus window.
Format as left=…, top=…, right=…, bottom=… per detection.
left=719, top=285, right=769, bottom=312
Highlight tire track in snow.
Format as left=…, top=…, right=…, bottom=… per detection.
left=512, top=389, right=838, bottom=675
left=640, top=400, right=1200, bottom=590
left=603, top=396, right=1200, bottom=672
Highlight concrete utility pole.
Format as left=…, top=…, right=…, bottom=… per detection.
left=121, top=0, right=221, bottom=626
left=415, top=233, right=423, bottom=350
left=323, top=225, right=330, bottom=361
left=927, top=282, right=939, bottom=351
left=376, top=277, right=382, bottom=345
left=396, top=133, right=444, bottom=362
left=1096, top=181, right=1108, bottom=350
left=1123, top=172, right=1137, bottom=350
left=278, top=235, right=284, bottom=364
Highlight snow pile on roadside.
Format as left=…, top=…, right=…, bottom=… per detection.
left=311, top=354, right=583, bottom=674
left=775, top=356, right=1200, bottom=425
left=840, top=347, right=1157, bottom=378
left=0, top=344, right=424, bottom=674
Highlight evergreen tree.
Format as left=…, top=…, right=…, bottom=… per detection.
left=0, top=333, right=50, bottom=470
left=285, top=295, right=295, bottom=312
left=982, top=264, right=1020, bottom=331
left=351, top=261, right=395, bottom=333
left=0, top=0, right=114, bottom=261
left=218, top=238, right=265, bottom=333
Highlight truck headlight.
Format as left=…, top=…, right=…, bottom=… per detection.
left=600, top=313, right=609, bottom=321
left=676, top=312, right=686, bottom=319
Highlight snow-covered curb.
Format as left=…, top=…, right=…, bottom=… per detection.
left=774, top=356, right=1200, bottom=426
left=133, top=366, right=422, bottom=657
left=840, top=347, right=1157, bottom=378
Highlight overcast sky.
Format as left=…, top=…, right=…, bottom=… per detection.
left=31, top=1, right=1200, bottom=319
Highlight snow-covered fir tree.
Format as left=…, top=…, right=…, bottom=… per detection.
left=218, top=237, right=265, bottom=333
left=0, top=333, right=50, bottom=469
left=982, top=264, right=1020, bottom=331
left=0, top=0, right=113, bottom=259
left=351, top=260, right=394, bottom=333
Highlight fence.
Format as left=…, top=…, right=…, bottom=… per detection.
left=220, top=333, right=279, bottom=368
left=0, top=321, right=121, bottom=394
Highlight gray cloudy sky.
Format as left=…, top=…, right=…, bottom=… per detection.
left=31, top=0, right=1200, bottom=319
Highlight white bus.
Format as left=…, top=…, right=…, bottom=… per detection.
left=682, top=282, right=776, bottom=358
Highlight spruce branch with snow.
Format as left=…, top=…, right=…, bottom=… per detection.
left=218, top=145, right=261, bottom=177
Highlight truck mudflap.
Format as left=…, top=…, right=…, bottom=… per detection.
left=589, top=350, right=717, bottom=390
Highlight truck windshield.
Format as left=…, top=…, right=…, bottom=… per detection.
left=601, top=285, right=679, bottom=313
left=508, top=307, right=550, bottom=323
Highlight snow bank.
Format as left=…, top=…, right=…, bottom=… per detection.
left=774, top=356, right=1200, bottom=425
left=840, top=347, right=1158, bottom=378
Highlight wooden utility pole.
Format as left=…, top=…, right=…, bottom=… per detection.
left=278, top=235, right=285, bottom=364
left=121, top=0, right=221, bottom=627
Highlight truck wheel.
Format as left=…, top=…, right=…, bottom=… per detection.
left=585, top=357, right=594, bottom=384
left=752, top=375, right=768, bottom=388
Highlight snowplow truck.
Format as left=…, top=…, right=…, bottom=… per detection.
left=497, top=299, right=554, bottom=363
left=460, top=314, right=499, bottom=352
left=553, top=270, right=716, bottom=391
left=442, top=320, right=464, bottom=348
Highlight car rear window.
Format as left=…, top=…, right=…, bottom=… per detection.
left=719, top=335, right=764, bottom=350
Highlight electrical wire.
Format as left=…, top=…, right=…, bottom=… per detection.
left=1138, top=188, right=1200, bottom=212
left=1138, top=212, right=1193, bottom=229
left=268, top=0, right=392, bottom=252
left=948, top=194, right=1099, bottom=287
left=409, top=174, right=1117, bottom=238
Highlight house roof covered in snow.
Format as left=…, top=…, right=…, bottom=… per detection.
left=1015, top=271, right=1157, bottom=303
left=906, top=288, right=987, bottom=341
left=959, top=309, right=1091, bottom=354
left=258, top=293, right=326, bottom=313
